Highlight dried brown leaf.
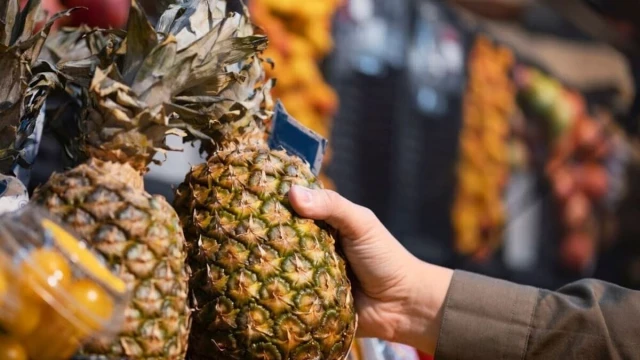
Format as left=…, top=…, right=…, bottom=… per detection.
left=132, top=34, right=177, bottom=101
left=0, top=0, right=18, bottom=46
left=122, top=0, right=157, bottom=85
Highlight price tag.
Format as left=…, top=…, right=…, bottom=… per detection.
left=267, top=101, right=328, bottom=175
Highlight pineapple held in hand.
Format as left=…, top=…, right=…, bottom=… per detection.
left=167, top=1, right=357, bottom=359
left=176, top=144, right=357, bottom=360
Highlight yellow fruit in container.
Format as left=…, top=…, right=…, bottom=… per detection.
left=18, top=248, right=72, bottom=303
left=0, top=207, right=128, bottom=359
left=68, top=279, right=115, bottom=335
left=0, top=335, right=28, bottom=360
left=22, top=304, right=81, bottom=360
left=22, top=279, right=116, bottom=360
left=42, top=218, right=126, bottom=297
left=0, top=295, right=42, bottom=338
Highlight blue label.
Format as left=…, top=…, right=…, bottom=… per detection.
left=268, top=101, right=328, bottom=175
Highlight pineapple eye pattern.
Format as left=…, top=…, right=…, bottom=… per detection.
left=175, top=145, right=357, bottom=360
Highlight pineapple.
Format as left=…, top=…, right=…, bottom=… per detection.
left=168, top=1, right=357, bottom=359
left=0, top=0, right=73, bottom=193
left=30, top=0, right=266, bottom=358
left=175, top=144, right=358, bottom=360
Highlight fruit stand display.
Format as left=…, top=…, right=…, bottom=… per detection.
left=1, top=0, right=361, bottom=358
left=7, top=0, right=640, bottom=359
left=450, top=26, right=640, bottom=282
left=451, top=35, right=517, bottom=261
left=249, top=0, right=343, bottom=189
left=514, top=65, right=630, bottom=274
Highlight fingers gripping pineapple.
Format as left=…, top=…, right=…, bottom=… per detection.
left=175, top=144, right=358, bottom=360
left=168, top=2, right=358, bottom=359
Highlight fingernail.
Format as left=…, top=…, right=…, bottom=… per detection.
left=292, top=185, right=313, bottom=204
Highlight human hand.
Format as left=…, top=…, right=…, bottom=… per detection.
left=289, top=186, right=454, bottom=354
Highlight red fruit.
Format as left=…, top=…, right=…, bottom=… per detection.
left=563, top=192, right=591, bottom=229
left=551, top=166, right=575, bottom=202
left=62, top=0, right=130, bottom=29
left=574, top=118, right=602, bottom=153
left=20, top=0, right=68, bottom=31
left=592, top=140, right=611, bottom=160
left=580, top=164, right=609, bottom=201
left=560, top=231, right=595, bottom=273
left=546, top=135, right=577, bottom=175
left=563, top=91, right=586, bottom=118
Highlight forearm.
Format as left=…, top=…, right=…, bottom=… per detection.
left=398, top=270, right=640, bottom=360
left=391, top=261, right=454, bottom=355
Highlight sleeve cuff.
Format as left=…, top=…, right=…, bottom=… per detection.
left=434, top=270, right=539, bottom=360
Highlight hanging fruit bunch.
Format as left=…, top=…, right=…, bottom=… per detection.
left=249, top=0, right=343, bottom=189
left=452, top=35, right=517, bottom=260
left=515, top=65, right=622, bottom=273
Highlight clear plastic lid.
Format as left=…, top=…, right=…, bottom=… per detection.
left=0, top=204, right=130, bottom=359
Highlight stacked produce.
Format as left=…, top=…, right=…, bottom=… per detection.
left=515, top=65, right=619, bottom=273
left=14, top=0, right=357, bottom=359
left=249, top=0, right=342, bottom=188
left=452, top=35, right=516, bottom=260
left=29, top=1, right=222, bottom=357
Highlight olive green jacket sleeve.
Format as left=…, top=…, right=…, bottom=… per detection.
left=434, top=270, right=640, bottom=360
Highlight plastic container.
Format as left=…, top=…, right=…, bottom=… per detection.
left=0, top=205, right=129, bottom=360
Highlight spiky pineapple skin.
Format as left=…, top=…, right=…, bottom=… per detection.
left=173, top=143, right=357, bottom=360
left=31, top=159, right=191, bottom=360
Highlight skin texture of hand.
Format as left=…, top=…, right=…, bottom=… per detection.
left=289, top=186, right=454, bottom=355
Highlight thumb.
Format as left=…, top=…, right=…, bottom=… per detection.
left=288, top=185, right=379, bottom=240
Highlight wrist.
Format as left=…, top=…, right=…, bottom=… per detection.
left=393, top=259, right=454, bottom=354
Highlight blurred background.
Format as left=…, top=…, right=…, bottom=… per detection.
left=28, top=0, right=640, bottom=294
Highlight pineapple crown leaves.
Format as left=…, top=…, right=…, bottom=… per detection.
left=44, top=25, right=126, bottom=70
left=150, top=0, right=276, bottom=150
left=46, top=0, right=270, bottom=173
left=0, top=0, right=77, bottom=175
